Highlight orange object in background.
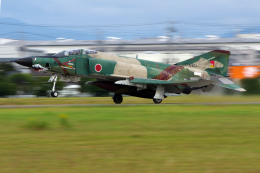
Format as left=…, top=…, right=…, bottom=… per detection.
left=229, top=66, right=260, bottom=79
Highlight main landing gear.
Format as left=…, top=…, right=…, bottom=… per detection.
left=113, top=94, right=123, bottom=104
left=153, top=98, right=162, bottom=104
left=112, top=94, right=164, bottom=104
left=49, top=74, right=58, bottom=97
left=153, top=85, right=164, bottom=104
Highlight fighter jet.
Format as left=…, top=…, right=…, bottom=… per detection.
left=14, top=49, right=245, bottom=104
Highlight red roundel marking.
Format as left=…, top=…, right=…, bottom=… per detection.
left=95, top=64, right=102, bottom=72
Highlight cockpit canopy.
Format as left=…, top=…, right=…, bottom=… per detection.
left=54, top=49, right=98, bottom=57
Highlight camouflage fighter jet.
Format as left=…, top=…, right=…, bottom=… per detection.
left=14, top=49, right=245, bottom=104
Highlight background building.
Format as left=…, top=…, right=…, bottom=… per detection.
left=1, top=36, right=260, bottom=64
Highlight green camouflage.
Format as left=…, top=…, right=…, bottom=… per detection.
left=15, top=49, right=245, bottom=103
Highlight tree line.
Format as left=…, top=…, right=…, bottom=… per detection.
left=0, top=63, right=259, bottom=97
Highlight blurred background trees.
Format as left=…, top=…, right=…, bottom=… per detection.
left=0, top=63, right=65, bottom=97
left=241, top=78, right=260, bottom=95
left=0, top=63, right=17, bottom=97
left=0, top=62, right=259, bottom=97
left=0, top=62, right=110, bottom=97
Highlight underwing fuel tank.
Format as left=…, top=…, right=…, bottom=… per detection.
left=91, top=81, right=158, bottom=99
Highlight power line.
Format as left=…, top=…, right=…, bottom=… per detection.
left=0, top=21, right=167, bottom=29
left=1, top=20, right=260, bottom=40
left=1, top=19, right=260, bottom=29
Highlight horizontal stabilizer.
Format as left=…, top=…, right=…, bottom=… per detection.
left=214, top=77, right=246, bottom=92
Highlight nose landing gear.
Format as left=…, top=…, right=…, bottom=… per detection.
left=51, top=91, right=58, bottom=97
left=49, top=74, right=58, bottom=97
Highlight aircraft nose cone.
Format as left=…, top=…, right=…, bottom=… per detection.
left=14, top=57, right=32, bottom=67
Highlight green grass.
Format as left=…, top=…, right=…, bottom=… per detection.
left=0, top=95, right=260, bottom=105
left=0, top=104, right=259, bottom=173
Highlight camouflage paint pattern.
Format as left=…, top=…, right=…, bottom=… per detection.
left=31, top=49, right=228, bottom=80
left=28, top=49, right=244, bottom=94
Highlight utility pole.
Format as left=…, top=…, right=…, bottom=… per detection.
left=166, top=21, right=176, bottom=39
left=166, top=21, right=177, bottom=64
left=234, top=28, right=241, bottom=38
left=96, top=28, right=105, bottom=51
left=18, top=31, right=26, bottom=58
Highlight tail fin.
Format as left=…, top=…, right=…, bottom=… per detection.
left=177, top=50, right=230, bottom=77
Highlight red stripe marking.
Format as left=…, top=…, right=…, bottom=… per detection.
left=53, top=58, right=69, bottom=74
left=152, top=65, right=184, bottom=80
left=63, top=59, right=76, bottom=70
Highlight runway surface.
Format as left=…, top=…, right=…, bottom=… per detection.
left=0, top=102, right=260, bottom=108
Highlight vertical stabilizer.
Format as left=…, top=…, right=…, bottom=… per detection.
left=177, top=50, right=230, bottom=77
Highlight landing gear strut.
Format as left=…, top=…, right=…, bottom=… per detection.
left=49, top=74, right=58, bottom=97
left=113, top=94, right=123, bottom=104
left=153, top=98, right=162, bottom=104
left=153, top=85, right=164, bottom=104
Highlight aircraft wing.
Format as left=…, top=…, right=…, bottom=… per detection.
left=116, top=76, right=246, bottom=92
left=129, top=77, right=200, bottom=85
left=105, top=74, right=200, bottom=85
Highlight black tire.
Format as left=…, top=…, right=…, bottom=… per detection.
left=51, top=91, right=58, bottom=97
left=153, top=98, right=162, bottom=104
left=113, top=94, right=123, bottom=104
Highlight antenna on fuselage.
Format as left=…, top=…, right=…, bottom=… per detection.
left=136, top=54, right=138, bottom=59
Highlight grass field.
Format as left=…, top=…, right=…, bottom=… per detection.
left=0, top=96, right=260, bottom=173
left=0, top=95, right=260, bottom=105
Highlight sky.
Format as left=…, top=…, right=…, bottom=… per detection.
left=1, top=0, right=260, bottom=39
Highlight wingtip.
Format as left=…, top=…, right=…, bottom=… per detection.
left=236, top=88, right=246, bottom=92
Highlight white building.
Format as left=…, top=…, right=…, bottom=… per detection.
left=1, top=37, right=260, bottom=66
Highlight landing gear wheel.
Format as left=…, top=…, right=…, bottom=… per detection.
left=49, top=74, right=58, bottom=98
left=51, top=91, right=58, bottom=97
left=153, top=98, right=162, bottom=104
left=113, top=94, right=123, bottom=104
